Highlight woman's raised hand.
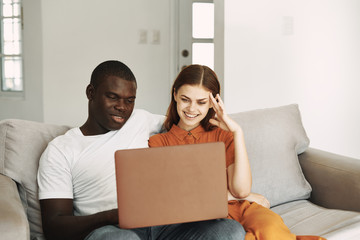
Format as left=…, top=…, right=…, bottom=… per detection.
left=209, top=93, right=242, bottom=133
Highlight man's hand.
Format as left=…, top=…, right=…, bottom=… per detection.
left=40, top=199, right=118, bottom=240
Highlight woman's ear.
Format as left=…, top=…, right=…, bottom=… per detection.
left=173, top=89, right=177, bottom=102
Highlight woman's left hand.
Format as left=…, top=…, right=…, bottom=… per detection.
left=244, top=192, right=271, bottom=209
left=209, top=93, right=242, bottom=133
left=228, top=191, right=271, bottom=209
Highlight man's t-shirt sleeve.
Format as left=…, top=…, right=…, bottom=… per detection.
left=148, top=112, right=165, bottom=136
left=37, top=142, right=73, bottom=200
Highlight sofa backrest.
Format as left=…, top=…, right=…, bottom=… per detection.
left=0, top=119, right=70, bottom=239
left=0, top=104, right=312, bottom=238
left=229, top=104, right=312, bottom=206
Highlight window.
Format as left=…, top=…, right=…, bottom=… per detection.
left=0, top=0, right=23, bottom=94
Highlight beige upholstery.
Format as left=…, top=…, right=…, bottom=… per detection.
left=0, top=174, right=29, bottom=240
left=0, top=119, right=70, bottom=239
left=229, top=104, right=312, bottom=207
left=0, top=105, right=359, bottom=239
left=273, top=200, right=360, bottom=239
left=299, top=148, right=360, bottom=212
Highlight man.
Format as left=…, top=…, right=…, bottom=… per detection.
left=37, top=60, right=245, bottom=240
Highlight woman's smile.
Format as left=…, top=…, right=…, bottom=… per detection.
left=184, top=111, right=200, bottom=119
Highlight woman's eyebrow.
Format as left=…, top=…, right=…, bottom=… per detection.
left=180, top=95, right=208, bottom=101
left=180, top=95, right=190, bottom=99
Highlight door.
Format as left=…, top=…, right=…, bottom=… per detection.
left=177, top=0, right=215, bottom=72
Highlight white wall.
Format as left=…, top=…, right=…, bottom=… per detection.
left=41, top=0, right=172, bottom=127
left=223, top=0, right=360, bottom=159
left=1, top=0, right=172, bottom=127
left=1, top=0, right=359, bottom=159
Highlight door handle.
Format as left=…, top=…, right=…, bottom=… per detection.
left=182, top=49, right=189, bottom=57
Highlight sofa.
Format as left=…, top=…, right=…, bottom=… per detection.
left=0, top=104, right=359, bottom=240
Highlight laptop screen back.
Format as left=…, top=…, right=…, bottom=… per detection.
left=114, top=142, right=228, bottom=229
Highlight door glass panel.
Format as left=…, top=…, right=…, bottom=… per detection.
left=192, top=43, right=214, bottom=70
left=192, top=2, right=214, bottom=39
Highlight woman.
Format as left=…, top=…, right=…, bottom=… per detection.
left=148, top=65, right=325, bottom=240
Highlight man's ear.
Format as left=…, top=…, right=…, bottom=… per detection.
left=86, top=84, right=95, bottom=100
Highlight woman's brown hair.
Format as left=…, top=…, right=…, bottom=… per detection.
left=164, top=64, right=221, bottom=131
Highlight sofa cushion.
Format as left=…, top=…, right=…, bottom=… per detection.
left=229, top=104, right=312, bottom=207
left=0, top=119, right=70, bottom=239
left=0, top=174, right=30, bottom=240
left=272, top=200, right=360, bottom=239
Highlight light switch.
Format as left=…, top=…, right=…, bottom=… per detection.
left=138, top=30, right=147, bottom=44
left=282, top=16, right=294, bottom=36
left=151, top=30, right=160, bottom=44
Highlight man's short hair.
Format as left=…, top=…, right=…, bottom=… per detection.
left=90, top=60, right=137, bottom=88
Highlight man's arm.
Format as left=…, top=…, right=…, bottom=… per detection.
left=40, top=199, right=118, bottom=240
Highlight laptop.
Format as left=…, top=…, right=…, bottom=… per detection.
left=114, top=142, right=228, bottom=229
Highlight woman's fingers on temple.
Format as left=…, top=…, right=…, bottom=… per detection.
left=209, top=93, right=215, bottom=107
left=210, top=93, right=218, bottom=106
left=210, top=95, right=221, bottom=112
left=210, top=93, right=227, bottom=117
left=215, top=94, right=225, bottom=110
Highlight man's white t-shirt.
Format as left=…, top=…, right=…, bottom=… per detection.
left=37, top=109, right=164, bottom=216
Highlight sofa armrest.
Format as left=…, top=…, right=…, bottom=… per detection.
left=298, top=148, right=360, bottom=212
left=0, top=174, right=30, bottom=240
